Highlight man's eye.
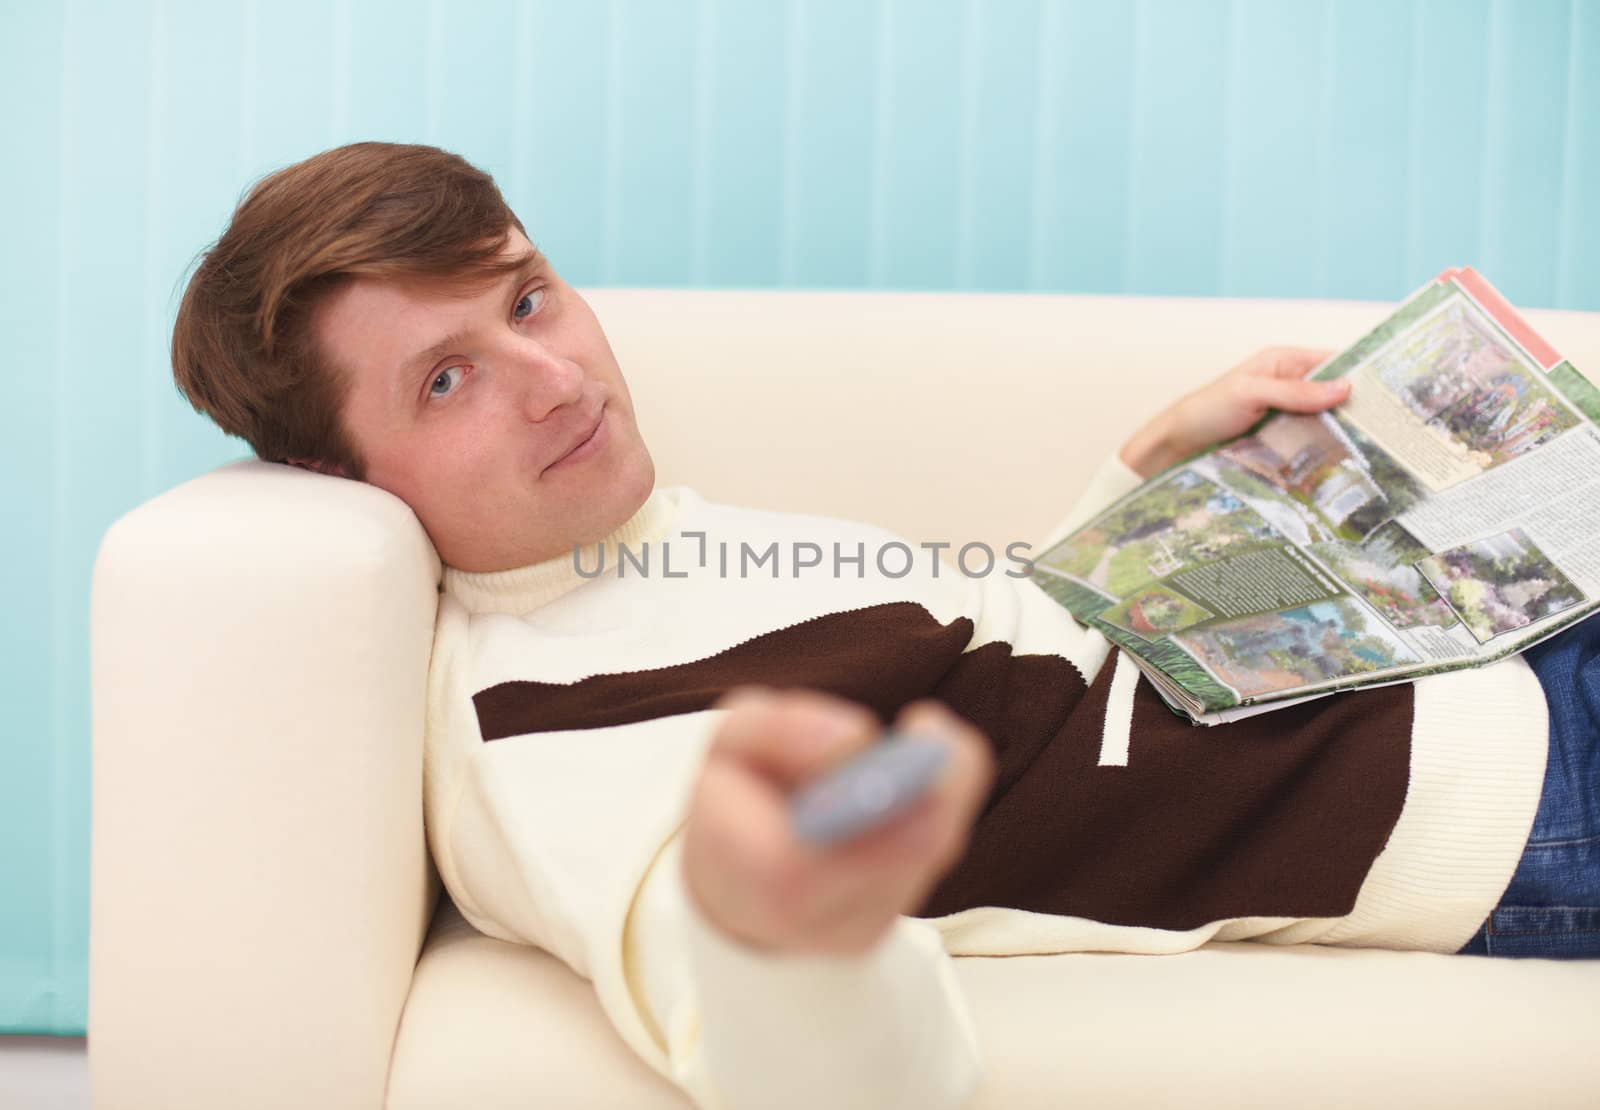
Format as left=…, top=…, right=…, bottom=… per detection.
left=514, top=289, right=545, bottom=321
left=429, top=365, right=464, bottom=399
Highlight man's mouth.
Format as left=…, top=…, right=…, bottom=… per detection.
left=543, top=406, right=607, bottom=473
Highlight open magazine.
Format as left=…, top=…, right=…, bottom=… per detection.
left=1031, top=266, right=1600, bottom=725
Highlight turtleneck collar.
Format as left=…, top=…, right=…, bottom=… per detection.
left=441, top=486, right=683, bottom=615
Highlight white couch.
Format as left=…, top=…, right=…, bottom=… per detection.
left=89, top=289, right=1600, bottom=1109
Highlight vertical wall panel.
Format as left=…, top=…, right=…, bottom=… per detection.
left=1126, top=0, right=1232, bottom=295
left=1480, top=0, right=1575, bottom=310
left=700, top=0, right=788, bottom=286
left=248, top=0, right=338, bottom=170
left=6, top=0, right=1600, bottom=1038
left=50, top=0, right=160, bottom=1036
left=1321, top=0, right=1414, bottom=300
left=140, top=0, right=172, bottom=497
left=1221, top=1, right=1330, bottom=298
left=788, top=0, right=877, bottom=287
left=611, top=3, right=698, bottom=286
left=965, top=0, right=1042, bottom=290
left=1, top=0, right=66, bottom=1036
left=159, top=1, right=256, bottom=479
left=522, top=3, right=608, bottom=283
left=429, top=0, right=521, bottom=199
left=1558, top=0, right=1599, bottom=310
left=1403, top=0, right=1492, bottom=294
left=342, top=0, right=432, bottom=147
left=878, top=0, right=966, bottom=289
left=1032, top=0, right=1137, bottom=292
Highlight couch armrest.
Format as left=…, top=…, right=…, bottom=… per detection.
left=89, top=460, right=443, bottom=1110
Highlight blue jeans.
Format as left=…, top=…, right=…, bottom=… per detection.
left=1456, top=612, right=1600, bottom=959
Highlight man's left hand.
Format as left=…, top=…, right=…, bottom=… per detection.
left=1118, top=346, right=1349, bottom=479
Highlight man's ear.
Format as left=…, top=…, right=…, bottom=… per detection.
left=284, top=457, right=350, bottom=479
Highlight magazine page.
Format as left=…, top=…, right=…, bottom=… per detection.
left=1030, top=267, right=1600, bottom=722
left=1320, top=268, right=1600, bottom=663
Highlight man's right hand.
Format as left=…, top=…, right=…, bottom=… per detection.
left=681, top=686, right=996, bottom=957
left=1117, top=345, right=1347, bottom=478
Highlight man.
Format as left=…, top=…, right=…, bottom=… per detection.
left=172, top=142, right=1596, bottom=1109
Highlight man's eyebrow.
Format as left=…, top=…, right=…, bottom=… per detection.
left=393, top=249, right=548, bottom=395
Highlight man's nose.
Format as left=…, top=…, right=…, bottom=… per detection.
left=506, top=336, right=583, bottom=419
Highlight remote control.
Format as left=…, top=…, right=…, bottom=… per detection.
left=789, top=730, right=949, bottom=848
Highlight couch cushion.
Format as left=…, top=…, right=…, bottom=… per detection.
left=388, top=896, right=1600, bottom=1109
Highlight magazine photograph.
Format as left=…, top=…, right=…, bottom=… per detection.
left=1032, top=267, right=1600, bottom=724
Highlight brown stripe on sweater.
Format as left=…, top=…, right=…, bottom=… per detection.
left=473, top=601, right=1414, bottom=931
left=914, top=653, right=1413, bottom=931
left=472, top=602, right=975, bottom=739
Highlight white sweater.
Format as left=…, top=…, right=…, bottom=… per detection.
left=423, top=454, right=1548, bottom=1110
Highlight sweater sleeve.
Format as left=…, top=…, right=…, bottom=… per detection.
left=1033, top=450, right=1147, bottom=556
left=623, top=833, right=985, bottom=1110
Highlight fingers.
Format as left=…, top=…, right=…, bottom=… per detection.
left=829, top=701, right=997, bottom=941
left=1256, top=346, right=1337, bottom=379
left=1237, top=371, right=1350, bottom=415
left=688, top=753, right=798, bottom=897
left=689, top=690, right=999, bottom=957
left=768, top=700, right=996, bottom=953
left=711, top=691, right=994, bottom=887
left=895, top=701, right=996, bottom=815
left=710, top=688, right=995, bottom=844
left=887, top=699, right=997, bottom=866
left=710, top=685, right=882, bottom=788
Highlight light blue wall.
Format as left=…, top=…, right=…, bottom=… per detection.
left=2, top=0, right=1596, bottom=1036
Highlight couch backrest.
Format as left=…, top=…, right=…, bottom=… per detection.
left=585, top=288, right=1600, bottom=555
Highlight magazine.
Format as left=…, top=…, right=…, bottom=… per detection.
left=1031, top=266, right=1600, bottom=725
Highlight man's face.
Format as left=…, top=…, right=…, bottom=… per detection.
left=307, top=228, right=656, bottom=573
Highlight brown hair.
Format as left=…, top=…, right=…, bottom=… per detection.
left=171, top=142, right=530, bottom=480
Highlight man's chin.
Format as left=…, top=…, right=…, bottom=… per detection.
left=610, top=441, right=657, bottom=510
